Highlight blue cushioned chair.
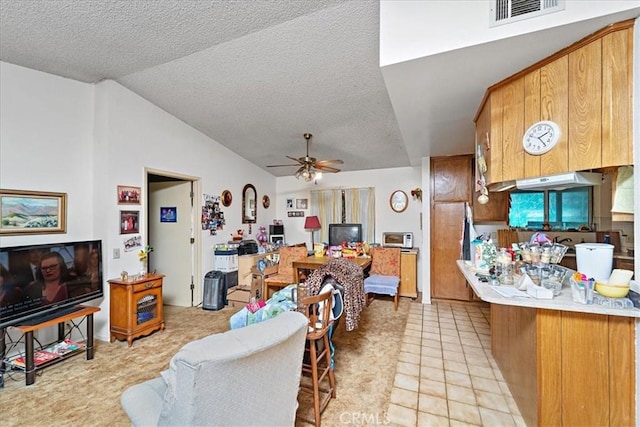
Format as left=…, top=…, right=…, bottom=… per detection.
left=363, top=247, right=401, bottom=311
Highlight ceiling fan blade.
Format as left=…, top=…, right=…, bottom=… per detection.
left=266, top=164, right=301, bottom=168
left=286, top=156, right=303, bottom=163
left=315, top=165, right=341, bottom=173
left=315, top=159, right=344, bottom=166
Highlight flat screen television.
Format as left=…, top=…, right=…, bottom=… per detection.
left=328, top=223, right=363, bottom=247
left=0, top=240, right=104, bottom=328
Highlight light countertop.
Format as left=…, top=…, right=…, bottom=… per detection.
left=562, top=251, right=634, bottom=261
left=457, top=260, right=640, bottom=318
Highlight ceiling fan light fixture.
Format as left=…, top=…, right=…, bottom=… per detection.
left=268, top=133, right=342, bottom=180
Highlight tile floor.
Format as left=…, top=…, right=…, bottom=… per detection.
left=386, top=301, right=526, bottom=426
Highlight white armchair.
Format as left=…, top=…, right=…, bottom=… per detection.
left=121, top=311, right=308, bottom=426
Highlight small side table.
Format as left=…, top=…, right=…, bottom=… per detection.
left=108, top=274, right=165, bottom=346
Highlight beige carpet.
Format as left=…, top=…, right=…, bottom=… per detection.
left=0, top=296, right=409, bottom=426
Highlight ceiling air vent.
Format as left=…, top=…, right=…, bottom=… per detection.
left=490, top=0, right=565, bottom=27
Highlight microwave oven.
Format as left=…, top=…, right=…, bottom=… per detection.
left=382, top=232, right=413, bottom=249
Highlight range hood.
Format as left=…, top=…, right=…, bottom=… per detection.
left=516, top=172, right=603, bottom=191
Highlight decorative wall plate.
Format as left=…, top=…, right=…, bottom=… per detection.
left=262, top=195, right=270, bottom=209
left=390, top=190, right=408, bottom=213
left=221, top=190, right=232, bottom=207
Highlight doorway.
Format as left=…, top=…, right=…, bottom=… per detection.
left=146, top=169, right=201, bottom=307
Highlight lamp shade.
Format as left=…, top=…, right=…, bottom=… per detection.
left=304, top=215, right=321, bottom=230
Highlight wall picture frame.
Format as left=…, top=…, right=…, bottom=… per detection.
left=296, top=198, right=308, bottom=209
left=117, top=185, right=141, bottom=205
left=120, top=210, right=140, bottom=234
left=0, top=189, right=67, bottom=235
left=221, top=190, right=232, bottom=207
left=287, top=211, right=304, bottom=217
left=160, top=207, right=177, bottom=223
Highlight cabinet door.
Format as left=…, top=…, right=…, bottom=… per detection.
left=431, top=202, right=470, bottom=301
left=569, top=40, right=602, bottom=171
left=489, top=90, right=504, bottom=183
left=523, top=69, right=542, bottom=178
left=473, top=190, right=509, bottom=222
left=501, top=78, right=525, bottom=181
left=602, top=28, right=632, bottom=167
left=559, top=256, right=577, bottom=271
left=475, top=98, right=493, bottom=184
left=431, top=155, right=472, bottom=203
left=539, top=56, right=569, bottom=176
left=399, top=252, right=417, bottom=298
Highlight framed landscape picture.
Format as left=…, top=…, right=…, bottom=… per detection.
left=0, top=189, right=67, bottom=235
left=120, top=210, right=140, bottom=234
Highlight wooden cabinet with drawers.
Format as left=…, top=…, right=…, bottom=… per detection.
left=109, top=274, right=165, bottom=346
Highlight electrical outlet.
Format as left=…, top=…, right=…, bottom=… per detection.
left=491, top=231, right=497, bottom=242
left=113, top=248, right=120, bottom=259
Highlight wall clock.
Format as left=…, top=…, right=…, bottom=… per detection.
left=522, top=120, right=561, bottom=155
left=390, top=190, right=408, bottom=213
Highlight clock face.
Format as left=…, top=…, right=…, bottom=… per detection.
left=523, top=121, right=561, bottom=155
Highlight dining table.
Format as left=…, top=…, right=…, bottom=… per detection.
left=292, top=256, right=371, bottom=284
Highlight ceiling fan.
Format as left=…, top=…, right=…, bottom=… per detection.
left=267, top=133, right=343, bottom=181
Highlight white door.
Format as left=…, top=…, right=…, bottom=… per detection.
left=149, top=180, right=193, bottom=307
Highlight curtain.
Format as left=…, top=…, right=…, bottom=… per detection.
left=311, top=187, right=375, bottom=244
left=344, top=187, right=375, bottom=243
left=310, top=189, right=342, bottom=244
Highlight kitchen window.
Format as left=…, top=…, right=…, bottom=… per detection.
left=508, top=187, right=592, bottom=230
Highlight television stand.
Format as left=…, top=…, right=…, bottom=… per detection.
left=0, top=305, right=100, bottom=386
left=19, top=305, right=85, bottom=326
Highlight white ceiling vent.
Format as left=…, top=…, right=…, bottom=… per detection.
left=490, top=0, right=565, bottom=27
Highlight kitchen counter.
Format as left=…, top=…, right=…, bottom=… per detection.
left=457, top=259, right=636, bottom=426
left=456, top=260, right=640, bottom=318
left=562, top=251, right=634, bottom=261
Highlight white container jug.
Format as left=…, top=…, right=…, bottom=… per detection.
left=575, top=243, right=614, bottom=282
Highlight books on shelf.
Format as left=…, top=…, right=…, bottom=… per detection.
left=10, top=340, right=86, bottom=367
left=46, top=339, right=86, bottom=356
left=12, top=351, right=60, bottom=367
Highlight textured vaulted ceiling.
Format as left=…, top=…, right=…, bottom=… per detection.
left=1, top=1, right=638, bottom=176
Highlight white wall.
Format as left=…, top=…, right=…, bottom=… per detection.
left=380, top=0, right=640, bottom=66
left=1, top=63, right=277, bottom=342
left=275, top=166, right=424, bottom=291
left=0, top=63, right=95, bottom=243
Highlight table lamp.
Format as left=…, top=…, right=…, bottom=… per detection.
left=304, top=215, right=321, bottom=249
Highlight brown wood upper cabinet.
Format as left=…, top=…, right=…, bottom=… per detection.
left=431, top=155, right=472, bottom=203
left=473, top=190, right=509, bottom=222
left=475, top=20, right=633, bottom=185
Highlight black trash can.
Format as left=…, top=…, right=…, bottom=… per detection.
left=203, top=271, right=227, bottom=310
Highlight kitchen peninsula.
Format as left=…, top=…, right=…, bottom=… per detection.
left=457, top=260, right=637, bottom=426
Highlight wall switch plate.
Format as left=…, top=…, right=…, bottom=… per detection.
left=113, top=248, right=120, bottom=259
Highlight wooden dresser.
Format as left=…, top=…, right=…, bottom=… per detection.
left=108, top=274, right=165, bottom=346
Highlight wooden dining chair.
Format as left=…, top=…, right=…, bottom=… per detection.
left=263, top=245, right=308, bottom=298
left=297, top=290, right=336, bottom=427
